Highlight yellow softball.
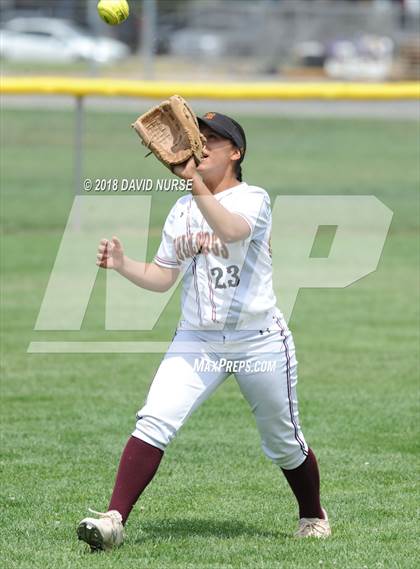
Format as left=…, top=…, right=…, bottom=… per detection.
left=97, top=0, right=129, bottom=26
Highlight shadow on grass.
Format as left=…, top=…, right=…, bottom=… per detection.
left=133, top=517, right=289, bottom=543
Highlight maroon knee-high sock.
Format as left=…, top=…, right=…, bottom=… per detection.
left=108, top=436, right=163, bottom=525
left=281, top=448, right=324, bottom=519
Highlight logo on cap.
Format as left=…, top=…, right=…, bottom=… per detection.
left=204, top=112, right=216, bottom=120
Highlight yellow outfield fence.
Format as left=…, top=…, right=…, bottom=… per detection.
left=1, top=76, right=419, bottom=100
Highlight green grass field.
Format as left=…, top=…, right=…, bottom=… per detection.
left=1, top=108, right=419, bottom=569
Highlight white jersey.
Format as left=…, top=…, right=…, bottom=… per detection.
left=154, top=182, right=277, bottom=330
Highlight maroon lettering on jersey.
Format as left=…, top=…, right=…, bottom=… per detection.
left=173, top=231, right=229, bottom=263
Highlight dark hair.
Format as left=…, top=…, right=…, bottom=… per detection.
left=233, top=142, right=244, bottom=182
left=234, top=160, right=243, bottom=182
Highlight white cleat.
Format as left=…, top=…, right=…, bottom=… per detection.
left=77, top=509, right=124, bottom=551
left=295, top=508, right=331, bottom=538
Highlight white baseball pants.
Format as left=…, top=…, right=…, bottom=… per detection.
left=133, top=314, right=308, bottom=470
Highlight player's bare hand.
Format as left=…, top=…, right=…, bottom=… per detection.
left=96, top=236, right=124, bottom=270
left=172, top=157, right=198, bottom=180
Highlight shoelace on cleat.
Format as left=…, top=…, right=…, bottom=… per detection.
left=298, top=519, right=327, bottom=534
left=88, top=508, right=121, bottom=521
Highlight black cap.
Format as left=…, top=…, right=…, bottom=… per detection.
left=198, top=112, right=246, bottom=162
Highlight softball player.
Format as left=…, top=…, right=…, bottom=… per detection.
left=77, top=112, right=331, bottom=551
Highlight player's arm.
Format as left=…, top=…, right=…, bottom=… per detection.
left=97, top=237, right=179, bottom=293
left=173, top=160, right=250, bottom=243
left=191, top=175, right=251, bottom=243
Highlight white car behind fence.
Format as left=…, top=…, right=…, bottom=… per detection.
left=0, top=17, right=130, bottom=64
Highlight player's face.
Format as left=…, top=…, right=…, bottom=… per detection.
left=197, top=126, right=241, bottom=181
